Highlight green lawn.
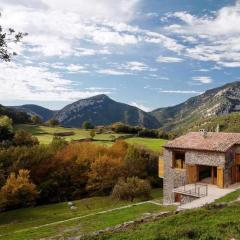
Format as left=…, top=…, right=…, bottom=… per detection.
left=14, top=125, right=167, bottom=153
left=88, top=202, right=240, bottom=240
left=214, top=189, right=240, bottom=203
left=0, top=189, right=175, bottom=240
left=125, top=137, right=167, bottom=153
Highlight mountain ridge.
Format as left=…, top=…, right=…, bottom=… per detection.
left=4, top=81, right=240, bottom=130
left=151, top=81, right=240, bottom=131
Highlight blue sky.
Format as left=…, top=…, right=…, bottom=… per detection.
left=0, top=0, right=239, bottom=111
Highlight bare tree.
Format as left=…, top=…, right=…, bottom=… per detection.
left=0, top=13, right=28, bottom=61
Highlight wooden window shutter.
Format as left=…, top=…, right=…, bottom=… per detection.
left=159, top=158, right=164, bottom=178
left=217, top=167, right=224, bottom=188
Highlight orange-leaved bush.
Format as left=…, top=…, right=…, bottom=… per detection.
left=0, top=169, right=38, bottom=210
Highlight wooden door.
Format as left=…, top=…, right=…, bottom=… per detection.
left=235, top=154, right=240, bottom=165
left=232, top=165, right=237, bottom=183
left=217, top=167, right=224, bottom=188
left=188, top=165, right=198, bottom=183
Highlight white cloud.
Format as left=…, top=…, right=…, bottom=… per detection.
left=130, top=102, right=151, bottom=112
left=159, top=90, right=203, bottom=94
left=0, top=0, right=185, bottom=58
left=85, top=87, right=116, bottom=91
left=163, top=1, right=240, bottom=67
left=156, top=56, right=184, bottom=63
left=125, top=61, right=149, bottom=71
left=192, top=76, right=213, bottom=84
left=97, top=69, right=130, bottom=75
left=0, top=62, right=110, bottom=101
left=65, top=64, right=88, bottom=73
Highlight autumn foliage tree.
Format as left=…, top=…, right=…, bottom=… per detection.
left=0, top=169, right=38, bottom=210
left=112, top=177, right=151, bottom=202
left=87, top=155, right=124, bottom=194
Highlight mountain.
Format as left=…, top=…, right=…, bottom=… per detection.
left=11, top=105, right=55, bottom=121
left=54, top=94, right=160, bottom=128
left=151, top=81, right=240, bottom=131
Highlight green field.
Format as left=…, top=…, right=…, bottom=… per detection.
left=14, top=124, right=130, bottom=144
left=0, top=189, right=175, bottom=240
left=87, top=202, right=240, bottom=240
left=125, top=137, right=166, bottom=153
left=14, top=124, right=167, bottom=153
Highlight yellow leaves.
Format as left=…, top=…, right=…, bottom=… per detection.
left=1, top=169, right=38, bottom=209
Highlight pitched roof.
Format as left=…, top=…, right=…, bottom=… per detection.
left=164, top=132, right=240, bottom=153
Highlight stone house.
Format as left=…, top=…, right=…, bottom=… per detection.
left=159, top=131, right=240, bottom=204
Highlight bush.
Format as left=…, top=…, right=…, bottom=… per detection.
left=112, top=177, right=151, bottom=202
left=13, top=129, right=39, bottom=146
left=47, top=119, right=59, bottom=127
left=82, top=121, right=94, bottom=129
left=0, top=169, right=38, bottom=210
left=31, top=115, right=42, bottom=125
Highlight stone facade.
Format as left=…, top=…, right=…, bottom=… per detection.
left=163, top=145, right=240, bottom=204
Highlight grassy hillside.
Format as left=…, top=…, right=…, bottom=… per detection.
left=88, top=201, right=240, bottom=240
left=172, top=112, right=240, bottom=136
left=14, top=124, right=167, bottom=153
left=0, top=189, right=176, bottom=240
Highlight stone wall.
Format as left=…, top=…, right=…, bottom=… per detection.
left=163, top=149, right=187, bottom=204
left=186, top=151, right=225, bottom=167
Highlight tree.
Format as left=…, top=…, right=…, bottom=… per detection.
left=87, top=155, right=124, bottom=194
left=1, top=169, right=38, bottom=210
left=0, top=116, right=14, bottom=142
left=0, top=13, right=28, bottom=62
left=124, top=146, right=147, bottom=178
left=90, top=129, right=95, bottom=139
left=112, top=177, right=151, bottom=202
left=31, top=115, right=42, bottom=125
left=51, top=136, right=68, bottom=151
left=0, top=116, right=13, bottom=129
left=47, top=119, right=59, bottom=127
left=13, top=129, right=39, bottom=146
left=82, top=121, right=93, bottom=130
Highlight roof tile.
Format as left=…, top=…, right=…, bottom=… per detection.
left=164, top=132, right=240, bottom=152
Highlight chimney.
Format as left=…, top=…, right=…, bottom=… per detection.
left=199, top=129, right=208, bottom=138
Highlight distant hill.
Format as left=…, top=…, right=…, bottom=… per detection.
left=54, top=94, right=160, bottom=128
left=11, top=104, right=55, bottom=121
left=0, top=105, right=30, bottom=124
left=151, top=81, right=240, bottom=132
left=6, top=81, right=240, bottom=130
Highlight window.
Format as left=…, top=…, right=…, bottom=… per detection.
left=173, top=152, right=185, bottom=169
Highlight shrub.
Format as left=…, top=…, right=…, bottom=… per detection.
left=47, top=119, right=59, bottom=127
left=112, top=177, right=151, bottom=202
left=51, top=136, right=68, bottom=151
left=31, top=115, right=42, bottom=125
left=13, top=129, right=39, bottom=146
left=1, top=169, right=38, bottom=210
left=82, top=121, right=94, bottom=129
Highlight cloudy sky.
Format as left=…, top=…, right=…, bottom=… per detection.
left=0, top=0, right=239, bottom=111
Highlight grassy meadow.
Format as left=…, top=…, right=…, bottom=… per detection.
left=86, top=202, right=240, bottom=240
left=0, top=189, right=176, bottom=240
left=14, top=124, right=167, bottom=153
